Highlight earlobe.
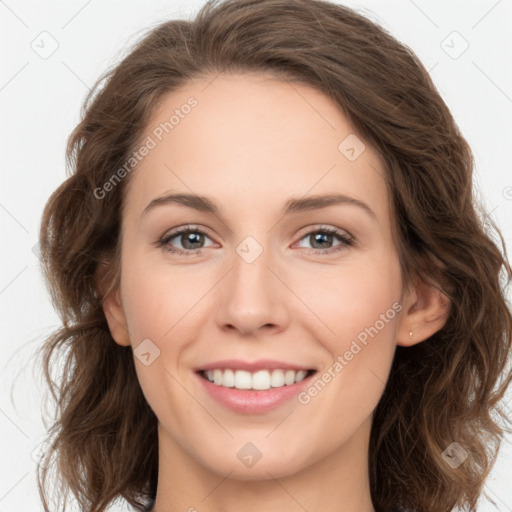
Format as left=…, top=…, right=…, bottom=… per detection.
left=397, top=279, right=451, bottom=347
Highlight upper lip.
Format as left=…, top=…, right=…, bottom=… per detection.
left=195, top=359, right=315, bottom=372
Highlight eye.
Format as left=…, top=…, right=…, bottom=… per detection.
left=157, top=225, right=215, bottom=256
left=294, top=226, right=354, bottom=255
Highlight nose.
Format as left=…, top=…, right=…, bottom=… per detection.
left=214, top=243, right=290, bottom=338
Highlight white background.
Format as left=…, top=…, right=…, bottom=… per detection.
left=1, top=0, right=511, bottom=510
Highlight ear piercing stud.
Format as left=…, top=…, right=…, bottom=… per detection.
left=409, top=330, right=413, bottom=342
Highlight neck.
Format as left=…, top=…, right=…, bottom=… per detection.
left=152, top=415, right=376, bottom=512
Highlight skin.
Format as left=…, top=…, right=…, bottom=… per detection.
left=102, top=73, right=450, bottom=512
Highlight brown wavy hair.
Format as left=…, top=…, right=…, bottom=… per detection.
left=35, top=0, right=512, bottom=511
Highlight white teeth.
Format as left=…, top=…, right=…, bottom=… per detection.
left=295, top=370, right=308, bottom=382
left=252, top=370, right=271, bottom=390
left=213, top=369, right=223, bottom=385
left=234, top=370, right=252, bottom=389
left=223, top=369, right=235, bottom=387
left=202, top=368, right=311, bottom=389
left=270, top=369, right=285, bottom=387
left=284, top=370, right=295, bottom=385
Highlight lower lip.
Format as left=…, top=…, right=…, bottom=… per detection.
left=196, top=371, right=315, bottom=414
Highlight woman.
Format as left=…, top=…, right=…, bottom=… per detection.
left=36, top=0, right=512, bottom=511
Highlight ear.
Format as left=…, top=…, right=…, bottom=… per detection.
left=96, top=262, right=131, bottom=347
left=396, top=277, right=451, bottom=347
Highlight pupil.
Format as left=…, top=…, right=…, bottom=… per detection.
left=184, top=232, right=202, bottom=249
left=312, top=232, right=331, bottom=249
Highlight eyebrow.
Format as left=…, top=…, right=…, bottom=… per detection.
left=141, top=192, right=377, bottom=220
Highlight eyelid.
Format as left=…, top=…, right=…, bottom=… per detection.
left=159, top=224, right=352, bottom=243
left=295, top=224, right=352, bottom=239
left=291, top=225, right=354, bottom=252
left=161, top=223, right=212, bottom=240
left=158, top=224, right=217, bottom=247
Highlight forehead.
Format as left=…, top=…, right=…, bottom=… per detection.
left=123, top=73, right=390, bottom=227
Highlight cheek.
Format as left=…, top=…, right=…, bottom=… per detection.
left=120, top=250, right=208, bottom=343
left=119, top=253, right=198, bottom=427
left=118, top=250, right=214, bottom=407
left=295, top=249, right=402, bottom=382
left=304, top=249, right=400, bottom=328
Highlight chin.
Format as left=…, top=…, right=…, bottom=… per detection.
left=206, top=456, right=306, bottom=481
left=192, top=438, right=317, bottom=481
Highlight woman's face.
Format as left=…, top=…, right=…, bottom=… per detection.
left=108, top=73, right=408, bottom=479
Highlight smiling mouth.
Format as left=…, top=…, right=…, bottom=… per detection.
left=198, top=368, right=317, bottom=390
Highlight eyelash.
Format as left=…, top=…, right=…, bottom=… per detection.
left=156, top=224, right=355, bottom=257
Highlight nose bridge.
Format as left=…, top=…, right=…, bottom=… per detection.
left=215, top=233, right=288, bottom=334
